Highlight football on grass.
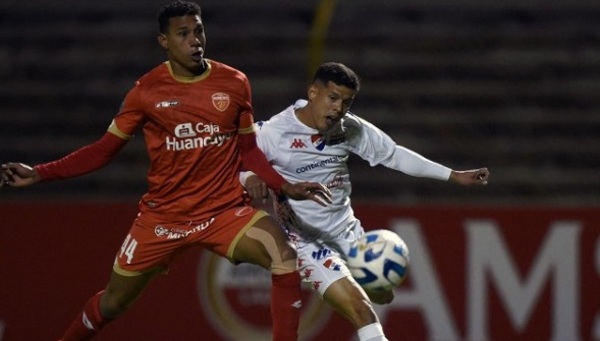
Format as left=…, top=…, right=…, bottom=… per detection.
left=347, top=229, right=410, bottom=291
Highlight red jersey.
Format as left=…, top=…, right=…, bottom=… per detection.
left=111, top=60, right=253, bottom=221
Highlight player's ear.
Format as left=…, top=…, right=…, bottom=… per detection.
left=307, top=84, right=318, bottom=101
left=157, top=33, right=169, bottom=50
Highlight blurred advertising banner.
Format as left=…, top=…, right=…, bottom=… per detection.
left=0, top=203, right=598, bottom=341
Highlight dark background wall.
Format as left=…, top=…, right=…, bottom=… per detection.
left=1, top=0, right=599, bottom=205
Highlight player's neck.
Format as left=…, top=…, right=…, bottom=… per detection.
left=189, top=59, right=208, bottom=76
left=294, top=107, right=317, bottom=130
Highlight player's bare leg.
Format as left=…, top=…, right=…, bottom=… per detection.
left=60, top=267, right=163, bottom=341
left=100, top=267, right=163, bottom=318
left=323, top=277, right=377, bottom=327
left=323, top=277, right=388, bottom=340
left=232, top=215, right=301, bottom=341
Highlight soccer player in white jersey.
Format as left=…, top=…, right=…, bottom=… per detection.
left=241, top=62, right=490, bottom=341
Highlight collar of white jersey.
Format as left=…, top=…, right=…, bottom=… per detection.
left=293, top=99, right=308, bottom=110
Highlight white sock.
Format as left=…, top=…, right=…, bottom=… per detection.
left=357, top=323, right=388, bottom=341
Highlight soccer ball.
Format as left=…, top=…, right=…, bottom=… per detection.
left=347, top=229, right=410, bottom=292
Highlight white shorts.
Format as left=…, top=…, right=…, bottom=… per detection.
left=288, top=222, right=365, bottom=296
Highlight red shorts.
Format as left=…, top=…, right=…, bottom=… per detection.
left=113, top=205, right=269, bottom=276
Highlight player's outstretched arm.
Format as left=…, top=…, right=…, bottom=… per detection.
left=1, top=132, right=127, bottom=189
left=449, top=168, right=490, bottom=186
left=1, top=162, right=40, bottom=187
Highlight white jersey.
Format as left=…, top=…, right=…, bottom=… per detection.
left=254, top=99, right=452, bottom=244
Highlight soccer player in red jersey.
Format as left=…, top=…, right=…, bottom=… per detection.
left=0, top=1, right=331, bottom=340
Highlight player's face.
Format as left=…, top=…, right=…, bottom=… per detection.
left=158, top=15, right=206, bottom=77
left=307, top=81, right=356, bottom=133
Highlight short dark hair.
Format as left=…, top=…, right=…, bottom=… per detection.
left=313, top=62, right=360, bottom=91
left=157, top=1, right=202, bottom=34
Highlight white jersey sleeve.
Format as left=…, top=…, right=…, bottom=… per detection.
left=343, top=114, right=452, bottom=181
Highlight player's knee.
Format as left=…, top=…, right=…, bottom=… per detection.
left=271, top=249, right=297, bottom=274
left=277, top=241, right=297, bottom=263
left=325, top=281, right=379, bottom=328
left=99, top=291, right=135, bottom=319
left=245, top=225, right=298, bottom=274
left=345, top=296, right=378, bottom=328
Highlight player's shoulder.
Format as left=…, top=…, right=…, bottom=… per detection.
left=207, top=59, right=242, bottom=73
left=257, top=102, right=299, bottom=131
left=340, top=111, right=382, bottom=142
left=254, top=115, right=285, bottom=136
left=134, top=62, right=170, bottom=88
left=341, top=111, right=364, bottom=132
left=206, top=59, right=248, bottom=82
left=342, top=112, right=361, bottom=125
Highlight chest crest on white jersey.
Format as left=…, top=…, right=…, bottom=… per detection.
left=311, top=134, right=326, bottom=150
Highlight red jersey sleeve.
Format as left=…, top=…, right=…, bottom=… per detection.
left=113, top=82, right=147, bottom=136
left=34, top=85, right=145, bottom=182
left=35, top=129, right=128, bottom=181
left=238, top=128, right=287, bottom=194
left=236, top=75, right=287, bottom=193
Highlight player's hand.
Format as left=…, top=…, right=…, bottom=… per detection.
left=1, top=162, right=41, bottom=188
left=281, top=182, right=332, bottom=207
left=449, top=168, right=489, bottom=186
left=245, top=174, right=270, bottom=203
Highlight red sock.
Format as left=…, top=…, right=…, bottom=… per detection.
left=271, top=271, right=302, bottom=341
left=60, top=290, right=111, bottom=341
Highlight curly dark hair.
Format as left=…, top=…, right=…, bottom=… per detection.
left=157, top=1, right=202, bottom=33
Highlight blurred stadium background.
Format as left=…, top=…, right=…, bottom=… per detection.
left=1, top=0, right=598, bottom=206
left=1, top=1, right=599, bottom=340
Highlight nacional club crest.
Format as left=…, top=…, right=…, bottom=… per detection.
left=212, top=92, right=230, bottom=112
left=311, top=134, right=326, bottom=151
